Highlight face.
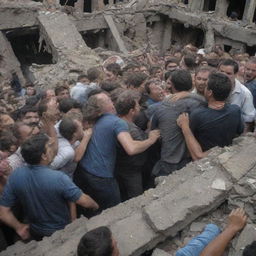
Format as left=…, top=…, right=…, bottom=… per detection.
left=57, top=89, right=70, bottom=101
left=149, top=82, right=164, bottom=102
left=166, top=62, right=178, bottom=71
left=19, top=125, right=40, bottom=144
left=131, top=100, right=141, bottom=119
left=97, top=93, right=116, bottom=114
left=26, top=87, right=35, bottom=96
left=219, top=65, right=235, bottom=85
left=140, top=66, right=149, bottom=75
left=195, top=71, right=210, bottom=95
left=22, top=112, right=40, bottom=126
left=0, top=114, right=14, bottom=128
left=245, top=62, right=256, bottom=82
left=105, top=70, right=116, bottom=81
left=79, top=77, right=89, bottom=85
left=46, top=89, right=56, bottom=99
left=154, top=69, right=163, bottom=80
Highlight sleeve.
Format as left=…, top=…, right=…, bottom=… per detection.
left=113, top=118, right=129, bottom=136
left=151, top=112, right=159, bottom=130
left=59, top=174, right=82, bottom=202
left=0, top=177, right=17, bottom=207
left=240, top=90, right=256, bottom=123
left=189, top=109, right=201, bottom=133
left=50, top=146, right=75, bottom=170
left=236, top=108, right=245, bottom=135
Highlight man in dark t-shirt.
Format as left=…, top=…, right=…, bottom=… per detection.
left=177, top=73, right=244, bottom=160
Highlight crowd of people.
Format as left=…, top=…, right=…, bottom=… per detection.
left=0, top=43, right=256, bottom=252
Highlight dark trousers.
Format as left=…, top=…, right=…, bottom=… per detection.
left=74, top=166, right=121, bottom=217
left=116, top=166, right=143, bottom=201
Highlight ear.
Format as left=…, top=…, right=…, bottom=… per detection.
left=41, top=152, right=47, bottom=161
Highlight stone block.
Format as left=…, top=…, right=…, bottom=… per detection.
left=110, top=212, right=164, bottom=256
left=143, top=167, right=231, bottom=237
left=219, top=142, right=256, bottom=181
left=152, top=248, right=171, bottom=256
left=233, top=224, right=256, bottom=256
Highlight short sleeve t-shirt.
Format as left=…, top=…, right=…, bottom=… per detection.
left=190, top=104, right=244, bottom=151
left=0, top=165, right=82, bottom=236
left=80, top=113, right=129, bottom=178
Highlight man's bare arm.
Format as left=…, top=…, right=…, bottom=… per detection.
left=200, top=208, right=247, bottom=256
left=0, top=206, right=30, bottom=240
left=76, top=194, right=99, bottom=210
left=177, top=113, right=208, bottom=161
left=117, top=130, right=160, bottom=156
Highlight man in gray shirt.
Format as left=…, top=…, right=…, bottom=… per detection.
left=151, top=69, right=204, bottom=177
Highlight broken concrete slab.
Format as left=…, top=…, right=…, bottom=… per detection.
left=219, top=141, right=256, bottom=181
left=143, top=167, right=232, bottom=237
left=103, top=14, right=128, bottom=55
left=152, top=248, right=171, bottom=256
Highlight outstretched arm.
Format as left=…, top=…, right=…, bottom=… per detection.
left=200, top=208, right=247, bottom=256
left=177, top=113, right=207, bottom=160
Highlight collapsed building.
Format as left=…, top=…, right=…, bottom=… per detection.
left=1, top=0, right=256, bottom=255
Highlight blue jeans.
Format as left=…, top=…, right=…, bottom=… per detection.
left=74, top=166, right=121, bottom=216
left=176, top=224, right=221, bottom=256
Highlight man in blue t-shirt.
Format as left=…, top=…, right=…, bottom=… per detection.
left=75, top=92, right=160, bottom=214
left=0, top=134, right=98, bottom=241
left=177, top=73, right=243, bottom=160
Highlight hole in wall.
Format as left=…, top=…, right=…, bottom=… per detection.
left=227, top=0, right=246, bottom=20
left=203, top=0, right=217, bottom=11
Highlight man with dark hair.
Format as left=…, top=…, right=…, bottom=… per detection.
left=19, top=106, right=40, bottom=127
left=245, top=57, right=256, bottom=108
left=55, top=85, right=70, bottom=102
left=0, top=133, right=98, bottom=241
left=218, top=59, right=255, bottom=132
left=177, top=73, right=244, bottom=160
left=105, top=63, right=122, bottom=82
left=77, top=226, right=119, bottom=256
left=115, top=90, right=147, bottom=200
left=144, top=79, right=164, bottom=106
left=165, top=58, right=179, bottom=71
left=151, top=69, right=205, bottom=177
left=125, top=72, right=148, bottom=93
left=75, top=92, right=160, bottom=214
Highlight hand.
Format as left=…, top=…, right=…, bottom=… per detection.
left=171, top=91, right=189, bottom=102
left=177, top=113, right=189, bottom=128
left=84, top=128, right=93, bottom=138
left=0, top=159, right=11, bottom=177
left=228, top=208, right=247, bottom=232
left=149, top=129, right=160, bottom=143
left=16, top=224, right=30, bottom=240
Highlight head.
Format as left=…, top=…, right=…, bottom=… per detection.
left=245, top=57, right=256, bottom=82
left=77, top=226, right=119, bottom=256
left=59, top=98, right=79, bottom=115
left=139, top=64, right=150, bottom=75
left=13, top=122, right=40, bottom=145
left=218, top=59, right=239, bottom=86
left=20, top=106, right=40, bottom=126
left=194, top=67, right=213, bottom=96
left=149, top=66, right=163, bottom=80
left=165, top=58, right=179, bottom=71
left=0, top=131, right=18, bottom=157
left=100, top=81, right=120, bottom=93
left=105, top=63, right=122, bottom=82
left=170, top=69, right=192, bottom=93
left=45, top=89, right=56, bottom=100
left=38, top=97, right=60, bottom=120
left=77, top=74, right=89, bottom=85
left=21, top=133, right=55, bottom=165
left=115, top=90, right=141, bottom=120
left=55, top=85, right=70, bottom=102
left=25, top=84, right=36, bottom=96
left=125, top=72, right=148, bottom=93
left=59, top=117, right=84, bottom=142
left=243, top=241, right=256, bottom=256
left=145, top=79, right=164, bottom=102
left=87, top=67, right=103, bottom=83
left=205, top=73, right=232, bottom=102
left=0, top=112, right=15, bottom=131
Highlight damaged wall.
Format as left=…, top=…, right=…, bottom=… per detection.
left=2, top=135, right=256, bottom=256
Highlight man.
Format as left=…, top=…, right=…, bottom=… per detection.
left=115, top=90, right=148, bottom=200
left=145, top=79, right=164, bottom=106
left=55, top=85, right=70, bottom=102
left=19, top=106, right=40, bottom=127
left=151, top=69, right=205, bottom=177
left=0, top=133, right=98, bottom=240
left=177, top=73, right=244, bottom=160
left=219, top=59, right=255, bottom=132
left=192, top=67, right=212, bottom=97
left=165, top=58, right=179, bottom=71
left=245, top=57, right=256, bottom=108
left=74, top=92, right=160, bottom=213
left=77, top=226, right=119, bottom=256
